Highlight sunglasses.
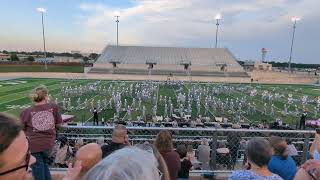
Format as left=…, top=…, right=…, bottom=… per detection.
left=0, top=137, right=31, bottom=176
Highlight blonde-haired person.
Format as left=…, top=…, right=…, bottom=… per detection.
left=20, top=85, right=63, bottom=180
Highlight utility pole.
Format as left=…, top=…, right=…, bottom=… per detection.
left=215, top=14, right=221, bottom=48
left=115, top=16, right=120, bottom=46
left=288, top=17, right=300, bottom=73
left=37, top=8, right=47, bottom=70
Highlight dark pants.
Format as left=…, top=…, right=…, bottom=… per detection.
left=31, top=152, right=52, bottom=180
left=93, top=115, right=99, bottom=125
left=299, top=120, right=305, bottom=129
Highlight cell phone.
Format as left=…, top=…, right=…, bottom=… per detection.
left=316, top=128, right=320, bottom=134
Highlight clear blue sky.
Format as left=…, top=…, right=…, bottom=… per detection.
left=0, top=0, right=319, bottom=64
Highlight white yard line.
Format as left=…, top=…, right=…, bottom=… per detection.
left=0, top=81, right=62, bottom=101
left=0, top=79, right=56, bottom=93
left=2, top=80, right=89, bottom=112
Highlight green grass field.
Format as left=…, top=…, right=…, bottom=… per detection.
left=0, top=78, right=319, bottom=126
left=0, top=64, right=84, bottom=73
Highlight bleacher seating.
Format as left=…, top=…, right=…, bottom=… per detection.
left=89, top=45, right=249, bottom=77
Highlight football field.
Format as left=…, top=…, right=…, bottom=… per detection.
left=0, top=78, right=319, bottom=127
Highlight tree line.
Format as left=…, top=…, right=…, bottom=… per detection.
left=238, top=60, right=319, bottom=69
left=1, top=50, right=99, bottom=63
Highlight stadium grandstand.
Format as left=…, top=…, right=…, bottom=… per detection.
left=89, top=45, right=249, bottom=77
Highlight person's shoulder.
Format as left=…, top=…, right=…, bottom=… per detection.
left=21, top=106, right=33, bottom=113
left=268, top=156, right=280, bottom=169
left=48, top=102, right=59, bottom=108
left=164, top=150, right=180, bottom=160
left=287, top=156, right=297, bottom=166
left=270, top=155, right=282, bottom=162
left=287, top=155, right=295, bottom=161
left=20, top=107, right=33, bottom=119
left=229, top=170, right=252, bottom=180
left=171, top=150, right=180, bottom=157
left=270, top=173, right=284, bottom=180
left=101, top=143, right=113, bottom=149
left=183, top=159, right=192, bottom=167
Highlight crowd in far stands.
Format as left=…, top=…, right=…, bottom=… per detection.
left=0, top=85, right=320, bottom=180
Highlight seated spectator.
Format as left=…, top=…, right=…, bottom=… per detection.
left=268, top=136, right=297, bottom=180
left=136, top=143, right=170, bottom=180
left=101, top=124, right=129, bottom=158
left=287, top=139, right=298, bottom=157
left=197, top=138, right=210, bottom=170
left=55, top=136, right=73, bottom=168
left=186, top=145, right=195, bottom=161
left=309, top=132, right=320, bottom=160
left=286, top=139, right=299, bottom=165
left=227, top=125, right=241, bottom=169
left=0, top=113, right=36, bottom=180
left=74, top=138, right=84, bottom=151
left=155, top=130, right=181, bottom=180
left=176, top=145, right=192, bottom=180
left=96, top=137, right=106, bottom=147
left=74, top=143, right=102, bottom=179
left=229, top=138, right=282, bottom=180
left=294, top=160, right=320, bottom=180
left=84, top=147, right=162, bottom=180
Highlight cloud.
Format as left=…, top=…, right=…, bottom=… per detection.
left=75, top=0, right=319, bottom=63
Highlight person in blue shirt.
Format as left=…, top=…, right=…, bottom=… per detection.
left=229, top=138, right=283, bottom=180
left=268, top=136, right=297, bottom=180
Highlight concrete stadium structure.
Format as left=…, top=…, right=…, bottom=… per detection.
left=89, top=45, right=249, bottom=77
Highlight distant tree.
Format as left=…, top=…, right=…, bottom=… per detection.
left=10, top=54, right=19, bottom=61
left=46, top=52, right=54, bottom=58
left=2, top=50, right=8, bottom=54
left=89, top=53, right=99, bottom=60
left=27, top=56, right=35, bottom=62
left=83, top=56, right=89, bottom=63
left=73, top=53, right=83, bottom=59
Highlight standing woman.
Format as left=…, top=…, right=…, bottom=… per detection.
left=154, top=130, right=181, bottom=180
left=20, top=85, right=63, bottom=180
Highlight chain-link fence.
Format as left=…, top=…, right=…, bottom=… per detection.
left=55, top=125, right=315, bottom=172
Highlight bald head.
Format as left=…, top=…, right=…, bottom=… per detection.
left=76, top=143, right=102, bottom=176
left=112, top=125, right=128, bottom=144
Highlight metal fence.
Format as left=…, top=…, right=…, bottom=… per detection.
left=57, top=125, right=315, bottom=171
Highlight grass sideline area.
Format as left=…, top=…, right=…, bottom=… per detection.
left=0, top=64, right=84, bottom=73
left=0, top=78, right=319, bottom=126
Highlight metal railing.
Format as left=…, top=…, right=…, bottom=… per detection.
left=55, top=125, right=316, bottom=171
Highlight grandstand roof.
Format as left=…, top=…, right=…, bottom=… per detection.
left=97, top=45, right=241, bottom=67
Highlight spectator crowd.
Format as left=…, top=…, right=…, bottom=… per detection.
left=0, top=85, right=320, bottom=180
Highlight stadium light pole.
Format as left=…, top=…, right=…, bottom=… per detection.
left=37, top=7, right=47, bottom=71
left=288, top=17, right=300, bottom=73
left=215, top=14, right=221, bottom=48
left=115, top=15, right=120, bottom=46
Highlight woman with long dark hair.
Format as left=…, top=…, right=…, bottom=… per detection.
left=154, top=130, right=181, bottom=180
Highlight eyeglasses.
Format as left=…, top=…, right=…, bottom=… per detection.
left=157, top=168, right=163, bottom=180
left=0, top=137, right=31, bottom=176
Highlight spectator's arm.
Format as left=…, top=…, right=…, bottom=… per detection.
left=63, top=160, right=82, bottom=180
left=56, top=123, right=63, bottom=128
left=294, top=168, right=311, bottom=180
left=310, top=134, right=320, bottom=158
left=316, top=134, right=320, bottom=153
left=310, top=141, right=316, bottom=158
left=54, top=104, right=63, bottom=128
left=19, top=110, right=28, bottom=131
